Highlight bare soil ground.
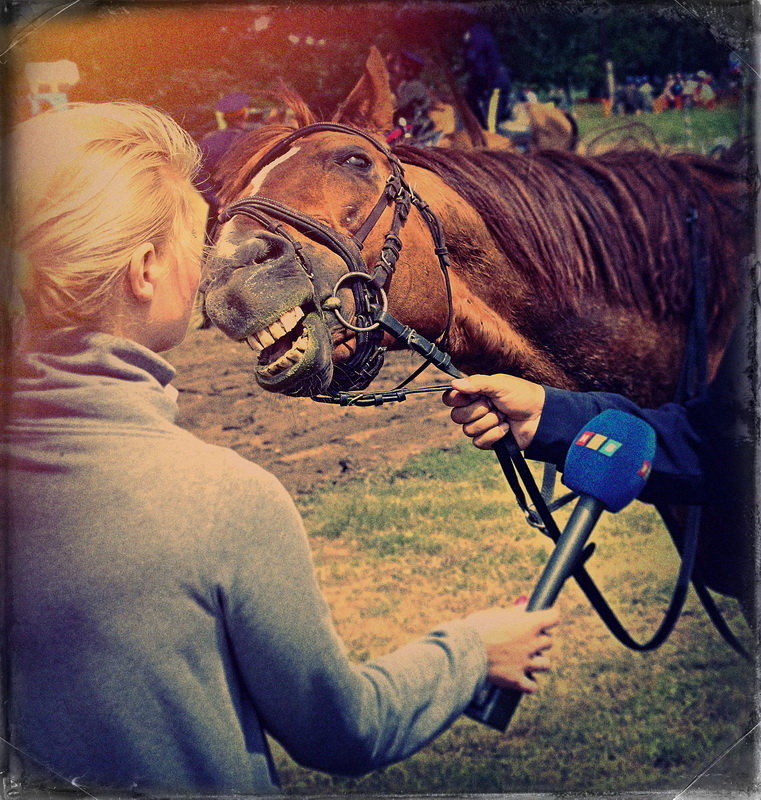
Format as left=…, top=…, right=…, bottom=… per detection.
left=166, top=325, right=464, bottom=495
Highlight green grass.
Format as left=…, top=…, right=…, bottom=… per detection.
left=574, top=102, right=747, bottom=154
left=273, top=441, right=756, bottom=796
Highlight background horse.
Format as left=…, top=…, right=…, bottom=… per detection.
left=429, top=86, right=578, bottom=154
left=203, top=47, right=750, bottom=410
left=434, top=98, right=578, bottom=152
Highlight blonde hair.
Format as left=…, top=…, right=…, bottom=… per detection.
left=8, top=101, right=201, bottom=331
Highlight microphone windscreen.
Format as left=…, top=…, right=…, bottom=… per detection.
left=563, top=409, right=657, bottom=512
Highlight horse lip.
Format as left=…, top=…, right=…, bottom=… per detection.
left=252, top=309, right=334, bottom=394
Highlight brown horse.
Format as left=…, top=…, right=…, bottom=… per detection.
left=435, top=99, right=578, bottom=153
left=202, top=48, right=750, bottom=410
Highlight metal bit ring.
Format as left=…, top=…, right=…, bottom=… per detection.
left=330, top=272, right=388, bottom=332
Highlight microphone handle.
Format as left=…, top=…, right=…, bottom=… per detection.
left=466, top=495, right=604, bottom=730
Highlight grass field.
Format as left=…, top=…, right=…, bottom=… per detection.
left=574, top=100, right=749, bottom=154
left=273, top=443, right=755, bottom=795
left=272, top=103, right=757, bottom=797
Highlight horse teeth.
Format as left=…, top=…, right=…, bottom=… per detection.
left=257, top=328, right=276, bottom=348
left=280, top=307, right=305, bottom=332
left=261, top=348, right=304, bottom=375
left=255, top=325, right=308, bottom=376
left=270, top=321, right=287, bottom=338
left=246, top=336, right=263, bottom=353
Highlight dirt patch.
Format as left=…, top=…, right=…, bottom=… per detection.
left=166, top=326, right=463, bottom=495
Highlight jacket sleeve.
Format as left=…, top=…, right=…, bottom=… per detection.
left=214, top=459, right=487, bottom=777
left=527, top=387, right=709, bottom=504
left=526, top=324, right=752, bottom=507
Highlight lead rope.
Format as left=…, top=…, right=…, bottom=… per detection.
left=355, top=309, right=694, bottom=647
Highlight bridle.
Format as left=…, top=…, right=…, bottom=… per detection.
left=216, top=122, right=453, bottom=396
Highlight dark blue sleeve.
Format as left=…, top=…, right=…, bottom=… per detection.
left=526, top=387, right=708, bottom=504
left=525, top=322, right=752, bottom=507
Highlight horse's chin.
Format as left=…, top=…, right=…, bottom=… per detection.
left=254, top=311, right=334, bottom=397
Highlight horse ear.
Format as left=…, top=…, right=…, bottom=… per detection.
left=332, top=46, right=394, bottom=135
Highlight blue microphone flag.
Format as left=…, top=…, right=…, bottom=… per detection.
left=563, top=410, right=657, bottom=512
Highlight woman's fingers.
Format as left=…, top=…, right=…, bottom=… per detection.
left=525, top=655, right=551, bottom=673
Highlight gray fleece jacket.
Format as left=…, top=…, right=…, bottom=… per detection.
left=2, top=331, right=487, bottom=797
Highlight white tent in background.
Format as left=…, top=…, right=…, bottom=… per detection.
left=24, top=60, right=80, bottom=114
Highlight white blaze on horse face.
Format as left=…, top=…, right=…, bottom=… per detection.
left=213, top=237, right=242, bottom=260
left=246, top=147, right=301, bottom=196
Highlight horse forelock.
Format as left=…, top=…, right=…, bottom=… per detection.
left=396, top=145, right=748, bottom=327
left=215, top=85, right=318, bottom=205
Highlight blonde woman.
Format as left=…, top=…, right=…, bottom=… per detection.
left=3, top=102, right=558, bottom=796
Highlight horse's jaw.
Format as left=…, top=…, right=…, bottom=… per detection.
left=250, top=308, right=335, bottom=396
left=203, top=267, right=336, bottom=397
left=209, top=300, right=336, bottom=397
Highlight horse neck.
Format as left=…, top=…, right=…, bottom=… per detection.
left=405, top=164, right=534, bottom=321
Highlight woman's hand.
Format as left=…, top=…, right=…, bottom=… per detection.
left=466, top=602, right=559, bottom=692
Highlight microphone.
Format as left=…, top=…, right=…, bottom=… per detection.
left=466, top=409, right=656, bottom=731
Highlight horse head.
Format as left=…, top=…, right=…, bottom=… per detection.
left=203, top=47, right=452, bottom=397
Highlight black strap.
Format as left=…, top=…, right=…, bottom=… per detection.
left=220, top=196, right=367, bottom=274
left=657, top=503, right=749, bottom=659
left=654, top=207, right=748, bottom=660
left=678, top=207, right=710, bottom=401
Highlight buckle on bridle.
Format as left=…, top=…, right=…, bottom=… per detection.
left=384, top=174, right=402, bottom=199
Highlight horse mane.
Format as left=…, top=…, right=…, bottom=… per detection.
left=396, top=144, right=749, bottom=326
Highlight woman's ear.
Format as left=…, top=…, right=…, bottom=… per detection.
left=127, top=243, right=158, bottom=303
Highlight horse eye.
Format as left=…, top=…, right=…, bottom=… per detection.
left=341, top=153, right=372, bottom=170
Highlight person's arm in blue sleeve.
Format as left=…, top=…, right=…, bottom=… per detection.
left=526, top=385, right=712, bottom=505
left=442, top=324, right=750, bottom=509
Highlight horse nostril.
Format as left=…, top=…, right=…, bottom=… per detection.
left=239, top=232, right=293, bottom=266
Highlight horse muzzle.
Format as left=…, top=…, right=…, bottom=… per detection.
left=203, top=230, right=337, bottom=395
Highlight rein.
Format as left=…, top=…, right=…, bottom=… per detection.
left=216, top=124, right=748, bottom=662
